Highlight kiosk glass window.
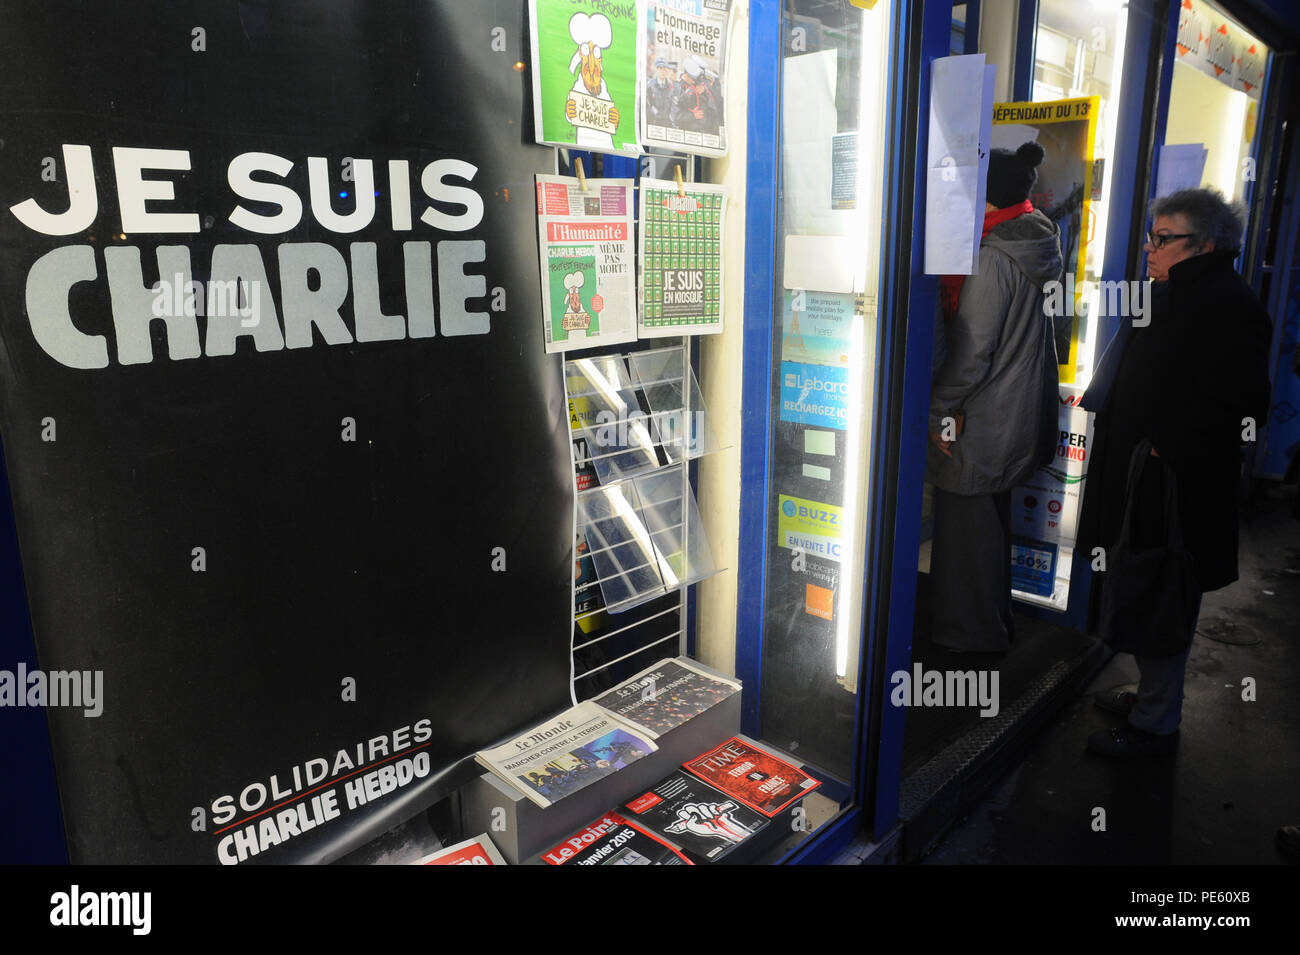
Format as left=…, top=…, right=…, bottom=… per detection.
left=1033, top=0, right=1129, bottom=382
left=758, top=0, right=892, bottom=795
left=1161, top=0, right=1268, bottom=206
left=992, top=0, right=1132, bottom=611
left=951, top=4, right=970, bottom=56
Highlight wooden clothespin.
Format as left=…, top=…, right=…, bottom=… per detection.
left=575, top=157, right=588, bottom=193
left=674, top=163, right=685, bottom=198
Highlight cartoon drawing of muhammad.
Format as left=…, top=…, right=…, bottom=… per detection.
left=561, top=271, right=591, bottom=330
left=664, top=800, right=753, bottom=844
left=565, top=13, right=619, bottom=148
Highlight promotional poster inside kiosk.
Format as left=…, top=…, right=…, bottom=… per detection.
left=0, top=0, right=889, bottom=866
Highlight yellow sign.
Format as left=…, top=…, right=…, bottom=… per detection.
left=567, top=394, right=601, bottom=432
left=777, top=494, right=845, bottom=563
left=992, top=96, right=1100, bottom=385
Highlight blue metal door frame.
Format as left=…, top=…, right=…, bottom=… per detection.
left=1259, top=60, right=1300, bottom=475
left=963, top=0, right=982, bottom=56
left=733, top=0, right=874, bottom=861
left=859, top=0, right=955, bottom=841
left=1012, top=0, right=1039, bottom=100
left=735, top=0, right=952, bottom=854
left=734, top=0, right=780, bottom=739
left=1099, top=0, right=1176, bottom=324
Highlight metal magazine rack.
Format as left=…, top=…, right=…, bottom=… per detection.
left=566, top=342, right=723, bottom=701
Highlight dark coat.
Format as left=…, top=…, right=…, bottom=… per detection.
left=928, top=209, right=1063, bottom=494
left=1078, top=250, right=1272, bottom=598
left=647, top=78, right=674, bottom=125
left=670, top=81, right=718, bottom=135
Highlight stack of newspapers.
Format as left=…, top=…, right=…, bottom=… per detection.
left=474, top=657, right=739, bottom=809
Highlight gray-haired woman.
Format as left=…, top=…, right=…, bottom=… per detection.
left=1078, top=187, right=1272, bottom=757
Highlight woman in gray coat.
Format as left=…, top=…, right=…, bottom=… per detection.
left=929, top=142, right=1063, bottom=652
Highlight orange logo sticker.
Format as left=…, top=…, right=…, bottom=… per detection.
left=805, top=583, right=834, bottom=621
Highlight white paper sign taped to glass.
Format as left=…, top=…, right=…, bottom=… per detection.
left=638, top=177, right=727, bottom=338
left=783, top=235, right=863, bottom=294
left=924, top=54, right=994, bottom=275
left=536, top=174, right=637, bottom=353
left=643, top=0, right=734, bottom=157
left=1155, top=143, right=1208, bottom=197
left=831, top=131, right=858, bottom=210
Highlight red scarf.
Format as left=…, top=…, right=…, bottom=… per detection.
left=683, top=82, right=712, bottom=117
left=939, top=200, right=1034, bottom=320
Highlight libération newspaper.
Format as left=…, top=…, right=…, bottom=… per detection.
left=535, top=173, right=637, bottom=354
left=475, top=701, right=658, bottom=808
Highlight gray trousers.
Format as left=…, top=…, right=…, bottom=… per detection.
left=931, top=488, right=1014, bottom=652
left=1128, top=596, right=1203, bottom=735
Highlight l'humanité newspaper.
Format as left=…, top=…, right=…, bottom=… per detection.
left=476, top=701, right=657, bottom=808
left=535, top=173, right=636, bottom=354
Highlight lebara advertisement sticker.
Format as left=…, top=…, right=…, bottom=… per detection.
left=777, top=494, right=844, bottom=563
left=779, top=361, right=849, bottom=430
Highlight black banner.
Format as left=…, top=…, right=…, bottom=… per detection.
left=0, top=0, right=572, bottom=863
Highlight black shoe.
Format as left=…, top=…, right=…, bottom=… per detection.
left=1086, top=724, right=1179, bottom=758
left=1093, top=688, right=1139, bottom=717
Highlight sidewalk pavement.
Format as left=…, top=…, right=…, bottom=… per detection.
left=923, top=482, right=1300, bottom=864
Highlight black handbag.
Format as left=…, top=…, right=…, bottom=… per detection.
left=1098, top=439, right=1201, bottom=656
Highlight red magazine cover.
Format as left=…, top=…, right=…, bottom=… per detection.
left=413, top=835, right=507, bottom=865
left=543, top=811, right=693, bottom=865
left=682, top=737, right=821, bottom=817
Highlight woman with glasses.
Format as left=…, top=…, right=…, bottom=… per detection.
left=1078, top=187, right=1272, bottom=757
